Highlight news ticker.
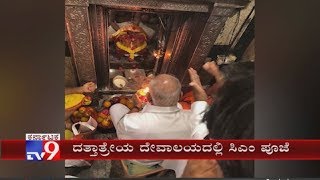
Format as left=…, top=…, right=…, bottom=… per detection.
left=0, top=134, right=320, bottom=160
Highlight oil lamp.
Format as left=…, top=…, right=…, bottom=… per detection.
left=153, top=49, right=164, bottom=72
left=153, top=50, right=162, bottom=60
left=136, top=87, right=149, bottom=103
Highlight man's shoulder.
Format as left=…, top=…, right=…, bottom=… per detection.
left=124, top=112, right=148, bottom=121
left=125, top=112, right=140, bottom=117
left=122, top=112, right=151, bottom=131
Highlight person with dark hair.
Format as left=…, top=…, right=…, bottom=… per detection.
left=182, top=61, right=254, bottom=178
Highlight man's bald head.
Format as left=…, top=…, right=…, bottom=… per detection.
left=149, top=74, right=181, bottom=107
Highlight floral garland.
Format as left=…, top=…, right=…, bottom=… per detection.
left=115, top=41, right=147, bottom=60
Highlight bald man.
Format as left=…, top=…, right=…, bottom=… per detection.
left=109, top=73, right=208, bottom=166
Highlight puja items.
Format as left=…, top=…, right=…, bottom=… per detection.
left=136, top=87, right=149, bottom=104
left=71, top=106, right=98, bottom=123
left=65, top=94, right=93, bottom=110
left=65, top=94, right=93, bottom=121
left=71, top=117, right=98, bottom=140
left=113, top=75, right=128, bottom=89
left=112, top=24, right=148, bottom=61
left=65, top=94, right=85, bottom=110
left=103, top=95, right=134, bottom=110
left=65, top=111, right=98, bottom=140
left=97, top=95, right=134, bottom=132
left=96, top=107, right=114, bottom=130
left=65, top=117, right=97, bottom=168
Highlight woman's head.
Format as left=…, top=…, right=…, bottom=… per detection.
left=204, top=61, right=254, bottom=177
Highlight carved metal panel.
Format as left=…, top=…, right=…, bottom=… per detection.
left=89, top=5, right=109, bottom=88
left=168, top=13, right=208, bottom=81
left=167, top=15, right=193, bottom=76
left=65, top=57, right=78, bottom=87
left=159, top=15, right=179, bottom=74
left=65, top=0, right=97, bottom=85
left=89, top=0, right=211, bottom=13
left=65, top=0, right=250, bottom=87
left=65, top=0, right=89, bottom=6
left=181, top=6, right=237, bottom=85
left=160, top=14, right=188, bottom=74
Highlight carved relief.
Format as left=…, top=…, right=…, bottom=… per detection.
left=65, top=57, right=78, bottom=87
left=65, top=5, right=97, bottom=84
left=168, top=13, right=208, bottom=80
left=89, top=0, right=210, bottom=13
left=65, top=0, right=249, bottom=86
left=181, top=8, right=236, bottom=85
left=89, top=5, right=108, bottom=87
left=168, top=15, right=193, bottom=75
left=65, top=0, right=89, bottom=6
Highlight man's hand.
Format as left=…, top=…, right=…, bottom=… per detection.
left=188, top=68, right=207, bottom=101
left=203, top=61, right=224, bottom=84
left=81, top=82, right=97, bottom=93
left=132, top=93, right=148, bottom=109
left=132, top=94, right=143, bottom=109
left=65, top=82, right=97, bottom=95
left=126, top=94, right=146, bottom=113
left=202, top=62, right=225, bottom=96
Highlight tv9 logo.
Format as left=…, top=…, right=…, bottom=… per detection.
left=26, top=141, right=60, bottom=161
